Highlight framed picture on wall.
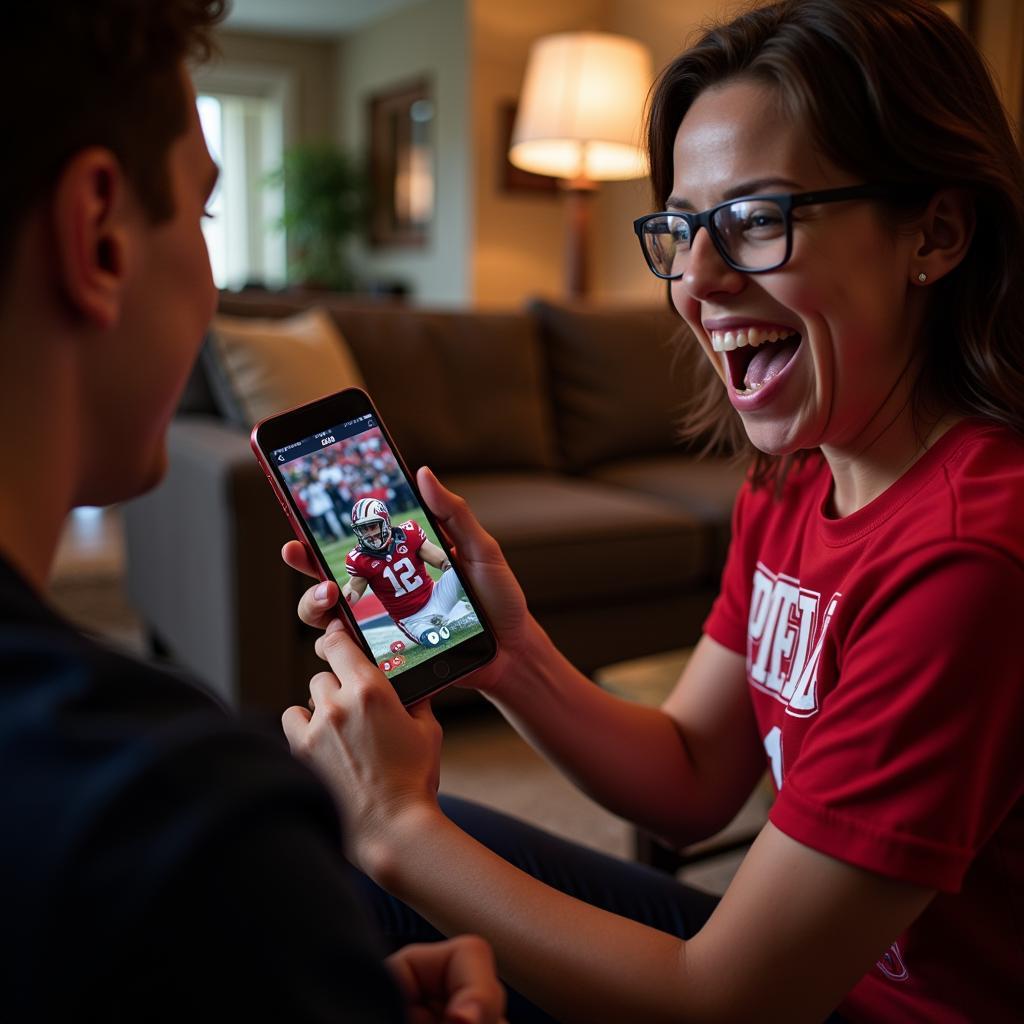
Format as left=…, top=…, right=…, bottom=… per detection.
left=368, top=78, right=435, bottom=248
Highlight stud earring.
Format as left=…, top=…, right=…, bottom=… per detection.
left=917, top=272, right=928, bottom=283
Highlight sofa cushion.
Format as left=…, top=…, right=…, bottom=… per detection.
left=326, top=307, right=557, bottom=474
left=442, top=472, right=707, bottom=609
left=531, top=300, right=700, bottom=472
left=589, top=454, right=748, bottom=575
left=204, top=307, right=366, bottom=428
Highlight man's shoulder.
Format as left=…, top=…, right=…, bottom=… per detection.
left=0, top=618, right=339, bottom=860
left=396, top=520, right=425, bottom=545
left=0, top=619, right=401, bottom=1023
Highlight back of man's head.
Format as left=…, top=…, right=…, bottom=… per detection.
left=3, top=2, right=226, bottom=293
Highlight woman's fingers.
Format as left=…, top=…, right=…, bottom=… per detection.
left=284, top=540, right=342, bottom=629
left=281, top=539, right=320, bottom=579
left=417, top=467, right=501, bottom=565
left=296, top=579, right=341, bottom=629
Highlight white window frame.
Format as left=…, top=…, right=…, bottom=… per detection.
left=191, top=62, right=295, bottom=290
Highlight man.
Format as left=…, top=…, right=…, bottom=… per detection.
left=345, top=499, right=470, bottom=647
left=0, top=4, right=503, bottom=1022
left=303, top=467, right=345, bottom=543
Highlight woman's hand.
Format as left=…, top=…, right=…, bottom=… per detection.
left=388, top=935, right=507, bottom=1024
left=414, top=468, right=528, bottom=642
left=281, top=623, right=444, bottom=874
left=283, top=467, right=537, bottom=698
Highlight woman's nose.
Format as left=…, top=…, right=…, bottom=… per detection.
left=679, top=227, right=746, bottom=302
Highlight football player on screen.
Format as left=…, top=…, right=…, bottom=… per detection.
left=342, top=499, right=469, bottom=647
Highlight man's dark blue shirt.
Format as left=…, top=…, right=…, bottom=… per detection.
left=0, top=556, right=403, bottom=1021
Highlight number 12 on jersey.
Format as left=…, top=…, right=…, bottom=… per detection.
left=382, top=557, right=423, bottom=596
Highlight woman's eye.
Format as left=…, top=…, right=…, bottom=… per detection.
left=669, top=220, right=690, bottom=243
left=740, top=209, right=784, bottom=234
left=746, top=209, right=781, bottom=226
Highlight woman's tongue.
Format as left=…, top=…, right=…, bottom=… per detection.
left=742, top=334, right=800, bottom=390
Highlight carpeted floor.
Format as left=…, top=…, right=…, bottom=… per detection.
left=47, top=507, right=758, bottom=894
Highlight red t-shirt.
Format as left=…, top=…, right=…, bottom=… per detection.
left=705, top=419, right=1024, bottom=1023
left=345, top=520, right=435, bottom=622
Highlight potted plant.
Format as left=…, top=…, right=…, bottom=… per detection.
left=268, top=142, right=367, bottom=291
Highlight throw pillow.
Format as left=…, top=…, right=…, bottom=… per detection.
left=203, top=307, right=366, bottom=429
left=531, top=300, right=692, bottom=471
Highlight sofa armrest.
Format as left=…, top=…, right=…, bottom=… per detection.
left=122, top=416, right=302, bottom=711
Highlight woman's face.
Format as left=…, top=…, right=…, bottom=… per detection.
left=670, top=79, right=924, bottom=457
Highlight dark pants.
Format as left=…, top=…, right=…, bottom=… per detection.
left=356, top=795, right=847, bottom=1023
left=357, top=794, right=720, bottom=1022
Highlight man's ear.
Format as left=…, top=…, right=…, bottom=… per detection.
left=52, top=147, right=134, bottom=329
left=911, top=187, right=975, bottom=286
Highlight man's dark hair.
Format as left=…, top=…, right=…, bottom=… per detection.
left=3, top=1, right=226, bottom=277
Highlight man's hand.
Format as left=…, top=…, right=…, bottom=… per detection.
left=281, top=622, right=444, bottom=872
left=388, top=936, right=507, bottom=1024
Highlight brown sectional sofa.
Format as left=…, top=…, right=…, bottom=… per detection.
left=122, top=293, right=746, bottom=713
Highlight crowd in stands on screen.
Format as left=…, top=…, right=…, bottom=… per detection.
left=284, top=430, right=417, bottom=544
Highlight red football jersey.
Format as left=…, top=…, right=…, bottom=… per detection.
left=705, top=420, right=1024, bottom=1022
left=345, top=520, right=434, bottom=622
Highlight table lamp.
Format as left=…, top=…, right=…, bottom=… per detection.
left=509, top=31, right=653, bottom=298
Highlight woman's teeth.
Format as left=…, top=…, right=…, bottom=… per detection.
left=709, top=326, right=789, bottom=352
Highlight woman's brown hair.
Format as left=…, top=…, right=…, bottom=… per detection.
left=647, top=0, right=1024, bottom=487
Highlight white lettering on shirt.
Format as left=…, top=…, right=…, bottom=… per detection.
left=748, top=562, right=840, bottom=718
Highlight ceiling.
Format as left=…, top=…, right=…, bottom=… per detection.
left=224, top=0, right=428, bottom=36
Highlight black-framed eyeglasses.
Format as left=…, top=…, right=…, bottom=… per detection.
left=633, top=183, right=918, bottom=279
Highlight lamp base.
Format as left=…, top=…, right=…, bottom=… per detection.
left=562, top=178, right=596, bottom=299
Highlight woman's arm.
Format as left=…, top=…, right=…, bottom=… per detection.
left=382, top=814, right=933, bottom=1024
left=288, top=469, right=762, bottom=842
left=416, top=469, right=765, bottom=841
left=284, top=629, right=934, bottom=1024
left=486, top=624, right=765, bottom=845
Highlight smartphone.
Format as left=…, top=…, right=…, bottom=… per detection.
left=251, top=387, right=497, bottom=705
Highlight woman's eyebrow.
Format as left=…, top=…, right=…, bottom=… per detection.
left=666, top=177, right=805, bottom=210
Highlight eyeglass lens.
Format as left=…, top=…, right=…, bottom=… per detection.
left=643, top=198, right=789, bottom=275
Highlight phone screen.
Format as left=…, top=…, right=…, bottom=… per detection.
left=268, top=410, right=486, bottom=681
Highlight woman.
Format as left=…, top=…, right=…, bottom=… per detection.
left=281, top=2, right=1023, bottom=1020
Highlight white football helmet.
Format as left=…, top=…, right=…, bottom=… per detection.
left=351, top=498, right=392, bottom=552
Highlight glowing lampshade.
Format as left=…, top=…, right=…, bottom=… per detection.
left=509, top=31, right=652, bottom=183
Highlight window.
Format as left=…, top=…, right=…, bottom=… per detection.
left=196, top=84, right=287, bottom=290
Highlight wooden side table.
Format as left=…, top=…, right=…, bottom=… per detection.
left=593, top=648, right=772, bottom=874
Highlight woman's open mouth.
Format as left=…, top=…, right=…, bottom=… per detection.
left=709, top=326, right=803, bottom=399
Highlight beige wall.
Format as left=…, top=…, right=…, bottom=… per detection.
left=199, top=30, right=338, bottom=145
left=595, top=0, right=738, bottom=305
left=337, top=0, right=471, bottom=305
left=469, top=0, right=727, bottom=309
left=469, top=0, right=607, bottom=308
left=975, top=0, right=1024, bottom=136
